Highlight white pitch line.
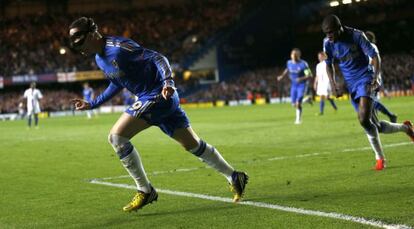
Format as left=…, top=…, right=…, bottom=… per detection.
left=95, top=141, right=412, bottom=181
left=268, top=151, right=332, bottom=161
left=341, top=142, right=412, bottom=152
left=96, top=167, right=207, bottom=180
left=89, top=180, right=412, bottom=229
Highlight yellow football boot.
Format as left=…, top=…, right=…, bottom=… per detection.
left=123, top=186, right=158, bottom=212
left=230, top=171, right=249, bottom=202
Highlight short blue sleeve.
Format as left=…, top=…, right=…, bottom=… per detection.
left=356, top=32, right=378, bottom=58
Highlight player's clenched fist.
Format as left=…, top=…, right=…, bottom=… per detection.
left=161, top=86, right=175, bottom=100
left=71, top=98, right=91, bottom=110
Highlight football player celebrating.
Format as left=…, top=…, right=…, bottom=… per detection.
left=277, top=48, right=313, bottom=124
left=322, top=15, right=414, bottom=170
left=69, top=17, right=248, bottom=212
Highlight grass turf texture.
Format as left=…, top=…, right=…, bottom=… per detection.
left=0, top=97, right=413, bottom=228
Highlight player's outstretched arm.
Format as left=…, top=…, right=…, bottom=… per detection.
left=277, top=68, right=288, bottom=81
left=89, top=82, right=123, bottom=109
left=71, top=99, right=91, bottom=110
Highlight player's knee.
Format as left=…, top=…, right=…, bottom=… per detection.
left=108, top=133, right=134, bottom=159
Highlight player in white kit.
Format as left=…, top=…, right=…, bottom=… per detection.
left=365, top=31, right=397, bottom=123
left=314, top=51, right=338, bottom=115
left=23, top=82, right=43, bottom=128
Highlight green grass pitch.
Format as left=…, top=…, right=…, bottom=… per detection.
left=0, top=97, right=413, bottom=228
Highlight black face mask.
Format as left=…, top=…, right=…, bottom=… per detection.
left=69, top=18, right=98, bottom=54
left=69, top=30, right=90, bottom=53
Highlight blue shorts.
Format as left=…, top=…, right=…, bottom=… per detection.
left=125, top=92, right=190, bottom=137
left=347, top=78, right=376, bottom=112
left=290, top=84, right=306, bottom=104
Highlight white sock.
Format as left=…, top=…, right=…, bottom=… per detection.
left=109, top=134, right=151, bottom=193
left=120, top=148, right=151, bottom=193
left=295, top=108, right=301, bottom=123
left=365, top=126, right=385, bottom=160
left=190, top=141, right=234, bottom=183
left=379, top=120, right=408, bottom=134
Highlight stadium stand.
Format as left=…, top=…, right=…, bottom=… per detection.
left=0, top=0, right=247, bottom=76
left=0, top=0, right=413, bottom=115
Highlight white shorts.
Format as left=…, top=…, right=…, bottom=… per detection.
left=317, top=85, right=331, bottom=97
left=27, top=105, right=41, bottom=115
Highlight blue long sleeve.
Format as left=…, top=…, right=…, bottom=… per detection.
left=89, top=82, right=122, bottom=109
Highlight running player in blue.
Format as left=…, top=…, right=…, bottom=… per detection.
left=277, top=48, right=313, bottom=124
left=322, top=15, right=414, bottom=170
left=68, top=17, right=248, bottom=212
left=82, top=82, right=94, bottom=119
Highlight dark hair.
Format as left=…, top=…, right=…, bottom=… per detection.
left=69, top=17, right=97, bottom=32
left=322, top=14, right=342, bottom=33
left=365, top=31, right=376, bottom=44
left=69, top=17, right=98, bottom=50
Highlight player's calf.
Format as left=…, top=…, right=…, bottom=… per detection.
left=108, top=134, right=151, bottom=193
left=188, top=140, right=249, bottom=202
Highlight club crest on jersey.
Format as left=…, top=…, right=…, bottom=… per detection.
left=111, top=60, right=119, bottom=69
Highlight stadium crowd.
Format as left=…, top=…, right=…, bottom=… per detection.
left=0, top=0, right=246, bottom=77
left=1, top=51, right=413, bottom=114
left=382, top=52, right=414, bottom=92
left=1, top=0, right=413, bottom=114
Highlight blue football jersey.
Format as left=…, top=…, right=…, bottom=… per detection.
left=323, top=26, right=378, bottom=86
left=287, top=59, right=309, bottom=86
left=83, top=88, right=93, bottom=102
left=90, top=36, right=170, bottom=108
